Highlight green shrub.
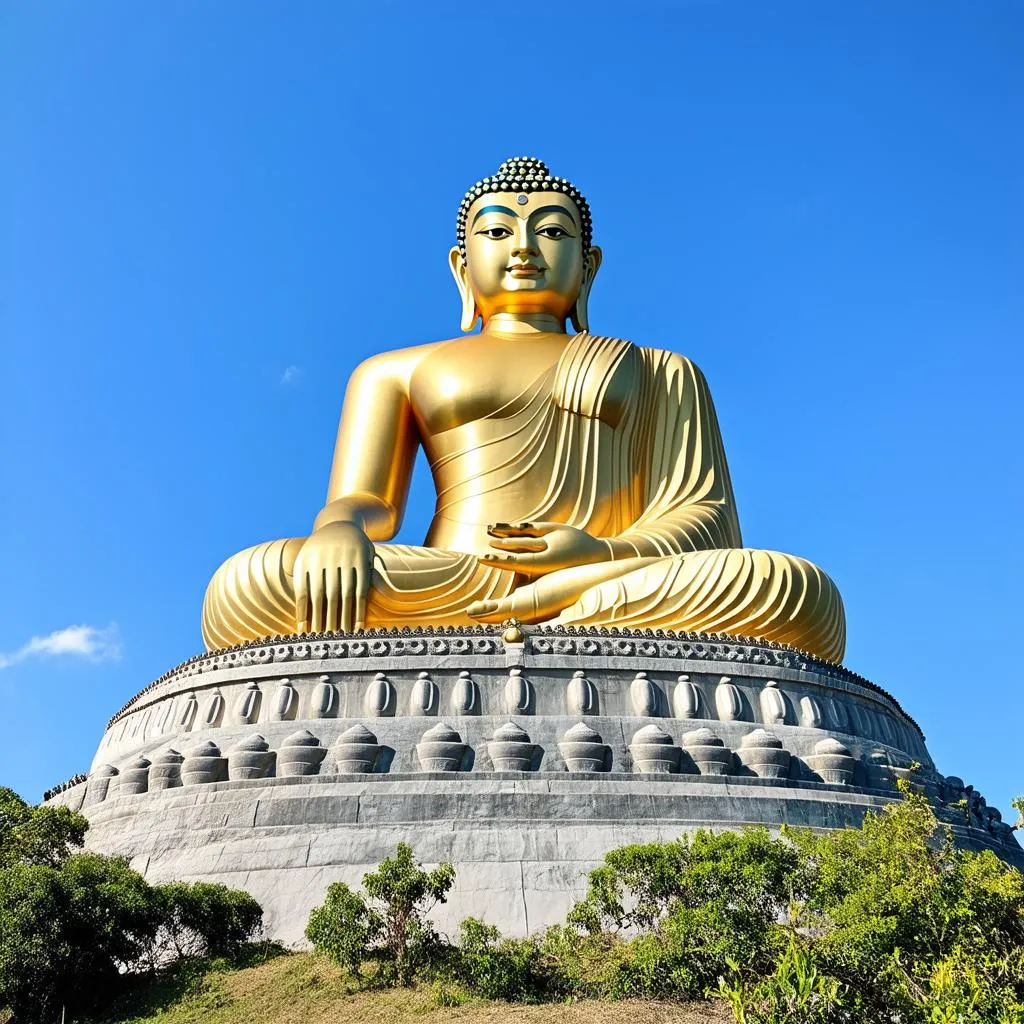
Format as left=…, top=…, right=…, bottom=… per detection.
left=306, top=880, right=380, bottom=976
left=716, top=927, right=846, bottom=1024
left=305, top=842, right=454, bottom=986
left=565, top=828, right=800, bottom=1000
left=0, top=786, right=87, bottom=868
left=154, top=881, right=264, bottom=960
left=0, top=787, right=264, bottom=1022
left=784, top=784, right=1024, bottom=1022
left=446, top=917, right=545, bottom=1002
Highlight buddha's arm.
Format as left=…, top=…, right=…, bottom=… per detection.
left=292, top=350, right=423, bottom=632
left=313, top=350, right=420, bottom=540
left=606, top=350, right=742, bottom=558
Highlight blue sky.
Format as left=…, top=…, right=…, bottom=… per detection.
left=1, top=2, right=1021, bottom=828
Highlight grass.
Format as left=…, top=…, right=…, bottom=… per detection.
left=87, top=946, right=732, bottom=1024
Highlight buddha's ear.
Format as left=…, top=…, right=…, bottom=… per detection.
left=449, top=246, right=480, bottom=332
left=571, top=245, right=603, bottom=333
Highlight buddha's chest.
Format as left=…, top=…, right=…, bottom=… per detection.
left=409, top=335, right=636, bottom=438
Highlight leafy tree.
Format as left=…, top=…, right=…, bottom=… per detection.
left=0, top=786, right=87, bottom=868
left=564, top=828, right=802, bottom=999
left=306, top=843, right=454, bottom=985
left=154, top=881, right=264, bottom=961
left=445, top=917, right=545, bottom=1002
left=786, top=782, right=1024, bottom=1022
left=305, top=880, right=379, bottom=976
left=0, top=787, right=263, bottom=1022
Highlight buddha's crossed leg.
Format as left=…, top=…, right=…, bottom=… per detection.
left=202, top=540, right=844, bottom=663
left=201, top=540, right=516, bottom=650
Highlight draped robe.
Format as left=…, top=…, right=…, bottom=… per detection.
left=202, top=333, right=846, bottom=662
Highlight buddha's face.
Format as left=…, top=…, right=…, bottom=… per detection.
left=453, top=191, right=593, bottom=326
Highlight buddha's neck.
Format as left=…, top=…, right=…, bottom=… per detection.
left=482, top=313, right=568, bottom=336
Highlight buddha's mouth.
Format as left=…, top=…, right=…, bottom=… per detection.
left=507, top=264, right=543, bottom=277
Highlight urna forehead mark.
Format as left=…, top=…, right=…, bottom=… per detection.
left=471, top=201, right=580, bottom=226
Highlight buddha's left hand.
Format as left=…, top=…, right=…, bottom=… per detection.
left=478, top=522, right=611, bottom=577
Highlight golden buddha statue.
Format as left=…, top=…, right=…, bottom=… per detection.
left=202, top=158, right=846, bottom=663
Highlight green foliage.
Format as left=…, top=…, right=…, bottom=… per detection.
left=0, top=788, right=263, bottom=1022
left=780, top=785, right=1024, bottom=1023
left=444, top=918, right=545, bottom=1002
left=717, top=925, right=845, bottom=1024
left=154, top=881, right=265, bottom=961
left=305, top=843, right=454, bottom=986
left=433, top=789, right=1024, bottom=1020
left=563, top=828, right=800, bottom=1000
left=0, top=785, right=87, bottom=868
left=306, top=881, right=380, bottom=976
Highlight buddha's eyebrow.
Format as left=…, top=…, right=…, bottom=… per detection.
left=529, top=205, right=578, bottom=226
left=472, top=205, right=518, bottom=224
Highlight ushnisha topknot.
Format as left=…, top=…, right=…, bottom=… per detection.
left=456, top=156, right=593, bottom=263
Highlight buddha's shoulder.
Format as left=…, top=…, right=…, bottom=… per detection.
left=583, top=335, right=704, bottom=377
left=348, top=338, right=456, bottom=386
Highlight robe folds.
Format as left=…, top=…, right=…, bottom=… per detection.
left=202, top=333, right=845, bottom=662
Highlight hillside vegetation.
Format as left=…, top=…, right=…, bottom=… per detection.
left=91, top=949, right=729, bottom=1024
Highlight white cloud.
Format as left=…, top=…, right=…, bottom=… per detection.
left=280, top=365, right=303, bottom=385
left=0, top=624, right=122, bottom=671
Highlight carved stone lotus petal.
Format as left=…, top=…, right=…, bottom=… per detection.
left=503, top=669, right=532, bottom=714
left=451, top=671, right=479, bottom=714
left=672, top=675, right=701, bottom=719
left=312, top=676, right=337, bottom=718
left=416, top=721, right=467, bottom=772
left=629, top=724, right=680, bottom=774
left=178, top=692, right=198, bottom=731
left=277, top=730, right=327, bottom=777
left=488, top=721, right=536, bottom=771
left=736, top=729, right=791, bottom=779
left=558, top=722, right=609, bottom=772
left=828, top=696, right=850, bottom=732
left=227, top=734, right=274, bottom=781
left=629, top=671, right=657, bottom=716
left=715, top=677, right=743, bottom=721
left=682, top=727, right=733, bottom=775
left=273, top=679, right=297, bottom=721
left=334, top=724, right=380, bottom=774
left=364, top=673, right=394, bottom=717
left=182, top=740, right=227, bottom=786
left=409, top=672, right=438, bottom=716
left=204, top=688, right=224, bottom=728
left=806, top=737, right=856, bottom=785
left=234, top=682, right=261, bottom=725
left=800, top=695, right=824, bottom=729
left=566, top=670, right=596, bottom=715
left=759, top=681, right=786, bottom=725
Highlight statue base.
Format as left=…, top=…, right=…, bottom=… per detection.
left=46, top=627, right=1023, bottom=941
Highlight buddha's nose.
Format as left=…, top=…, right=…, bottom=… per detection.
left=511, top=245, right=539, bottom=259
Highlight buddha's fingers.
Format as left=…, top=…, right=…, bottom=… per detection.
left=470, top=556, right=665, bottom=624
left=325, top=567, right=341, bottom=632
left=354, top=574, right=368, bottom=633
left=488, top=538, right=548, bottom=553
left=295, top=570, right=312, bottom=634
left=341, top=566, right=358, bottom=634
left=311, top=569, right=326, bottom=633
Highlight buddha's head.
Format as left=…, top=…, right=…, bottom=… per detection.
left=450, top=157, right=602, bottom=332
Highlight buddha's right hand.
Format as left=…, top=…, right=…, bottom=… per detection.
left=293, top=522, right=374, bottom=633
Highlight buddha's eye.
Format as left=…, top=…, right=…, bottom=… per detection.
left=537, top=225, right=572, bottom=239
left=476, top=226, right=514, bottom=240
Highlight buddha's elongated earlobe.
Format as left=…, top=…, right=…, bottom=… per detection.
left=571, top=246, right=603, bottom=333
left=449, top=246, right=481, bottom=332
